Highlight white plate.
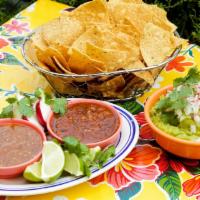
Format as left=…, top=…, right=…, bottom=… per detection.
left=0, top=103, right=139, bottom=196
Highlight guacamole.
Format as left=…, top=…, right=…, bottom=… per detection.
left=151, top=110, right=200, bottom=141
left=151, top=67, right=200, bottom=142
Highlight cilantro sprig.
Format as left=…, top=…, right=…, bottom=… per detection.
left=0, top=88, right=67, bottom=118
left=156, top=84, right=193, bottom=111
left=34, top=88, right=67, bottom=115
left=154, top=67, right=200, bottom=126
left=0, top=96, right=34, bottom=118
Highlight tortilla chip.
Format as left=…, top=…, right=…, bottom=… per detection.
left=70, top=26, right=140, bottom=62
left=24, top=40, right=50, bottom=71
left=45, top=47, right=70, bottom=71
left=42, top=18, right=84, bottom=49
left=52, top=57, right=73, bottom=74
left=109, top=0, right=143, bottom=4
left=113, top=22, right=140, bottom=46
left=126, top=4, right=177, bottom=33
left=31, top=28, right=48, bottom=51
left=68, top=48, right=105, bottom=74
left=109, top=3, right=176, bottom=33
left=62, top=0, right=111, bottom=26
left=85, top=42, right=130, bottom=71
left=140, top=23, right=177, bottom=66
left=88, top=75, right=126, bottom=97
left=126, top=60, right=154, bottom=84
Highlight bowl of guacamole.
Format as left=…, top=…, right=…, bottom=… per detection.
left=145, top=67, right=200, bottom=159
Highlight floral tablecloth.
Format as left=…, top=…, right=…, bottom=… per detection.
left=0, top=0, right=200, bottom=199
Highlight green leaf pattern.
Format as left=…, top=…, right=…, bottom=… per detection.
left=156, top=170, right=181, bottom=200
left=0, top=52, right=29, bottom=70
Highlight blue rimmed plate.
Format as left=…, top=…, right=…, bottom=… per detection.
left=0, top=103, right=139, bottom=196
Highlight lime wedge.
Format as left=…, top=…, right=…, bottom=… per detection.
left=64, top=151, right=84, bottom=176
left=23, top=162, right=42, bottom=182
left=41, top=141, right=65, bottom=182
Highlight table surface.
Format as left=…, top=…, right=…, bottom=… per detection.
left=0, top=0, right=200, bottom=199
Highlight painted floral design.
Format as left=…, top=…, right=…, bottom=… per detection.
left=134, top=112, right=155, bottom=140
left=165, top=55, right=193, bottom=72
left=90, top=144, right=161, bottom=190
left=0, top=38, right=9, bottom=48
left=3, top=20, right=29, bottom=34
left=183, top=176, right=200, bottom=197
left=156, top=152, right=199, bottom=173
left=155, top=151, right=200, bottom=199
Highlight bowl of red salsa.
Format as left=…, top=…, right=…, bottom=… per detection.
left=0, top=119, right=46, bottom=178
left=47, top=99, right=122, bottom=148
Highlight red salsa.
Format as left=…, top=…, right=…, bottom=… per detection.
left=51, top=102, right=119, bottom=143
left=0, top=124, right=43, bottom=167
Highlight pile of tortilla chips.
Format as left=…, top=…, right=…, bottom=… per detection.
left=25, top=0, right=185, bottom=99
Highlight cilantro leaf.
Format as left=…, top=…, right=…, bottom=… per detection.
left=6, top=97, right=17, bottom=104
left=171, top=98, right=187, bottom=110
left=83, top=162, right=91, bottom=177
left=52, top=97, right=67, bottom=115
left=155, top=95, right=171, bottom=110
left=29, top=97, right=38, bottom=104
left=0, top=104, right=14, bottom=118
left=95, top=146, right=115, bottom=168
left=63, top=136, right=80, bottom=153
left=18, top=97, right=34, bottom=117
left=44, top=93, right=53, bottom=105
left=34, top=88, right=42, bottom=98
left=173, top=67, right=200, bottom=87
left=178, top=85, right=193, bottom=98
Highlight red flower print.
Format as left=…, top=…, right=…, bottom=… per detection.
left=0, top=38, right=9, bottom=49
left=123, top=145, right=161, bottom=167
left=165, top=56, right=193, bottom=72
left=134, top=112, right=147, bottom=126
left=140, top=124, right=155, bottom=140
left=3, top=20, right=29, bottom=34
left=134, top=112, right=155, bottom=140
left=90, top=145, right=161, bottom=190
left=156, top=153, right=185, bottom=173
left=183, top=175, right=200, bottom=197
left=155, top=153, right=169, bottom=172
left=156, top=152, right=199, bottom=173
left=90, top=173, right=105, bottom=185
left=107, top=168, right=130, bottom=189
left=169, top=160, right=183, bottom=173
left=122, top=165, right=159, bottom=181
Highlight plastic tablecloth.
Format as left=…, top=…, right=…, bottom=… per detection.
left=0, top=0, right=200, bottom=199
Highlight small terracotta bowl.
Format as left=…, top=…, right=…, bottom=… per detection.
left=47, top=99, right=122, bottom=148
left=0, top=119, right=46, bottom=178
left=145, top=85, right=200, bottom=159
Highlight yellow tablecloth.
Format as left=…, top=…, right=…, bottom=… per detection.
left=0, top=0, right=200, bottom=199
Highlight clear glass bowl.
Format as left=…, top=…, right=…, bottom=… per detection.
left=22, top=35, right=181, bottom=102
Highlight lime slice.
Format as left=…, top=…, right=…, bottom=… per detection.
left=64, top=151, right=84, bottom=176
left=23, top=162, right=42, bottom=182
left=41, top=141, right=65, bottom=182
